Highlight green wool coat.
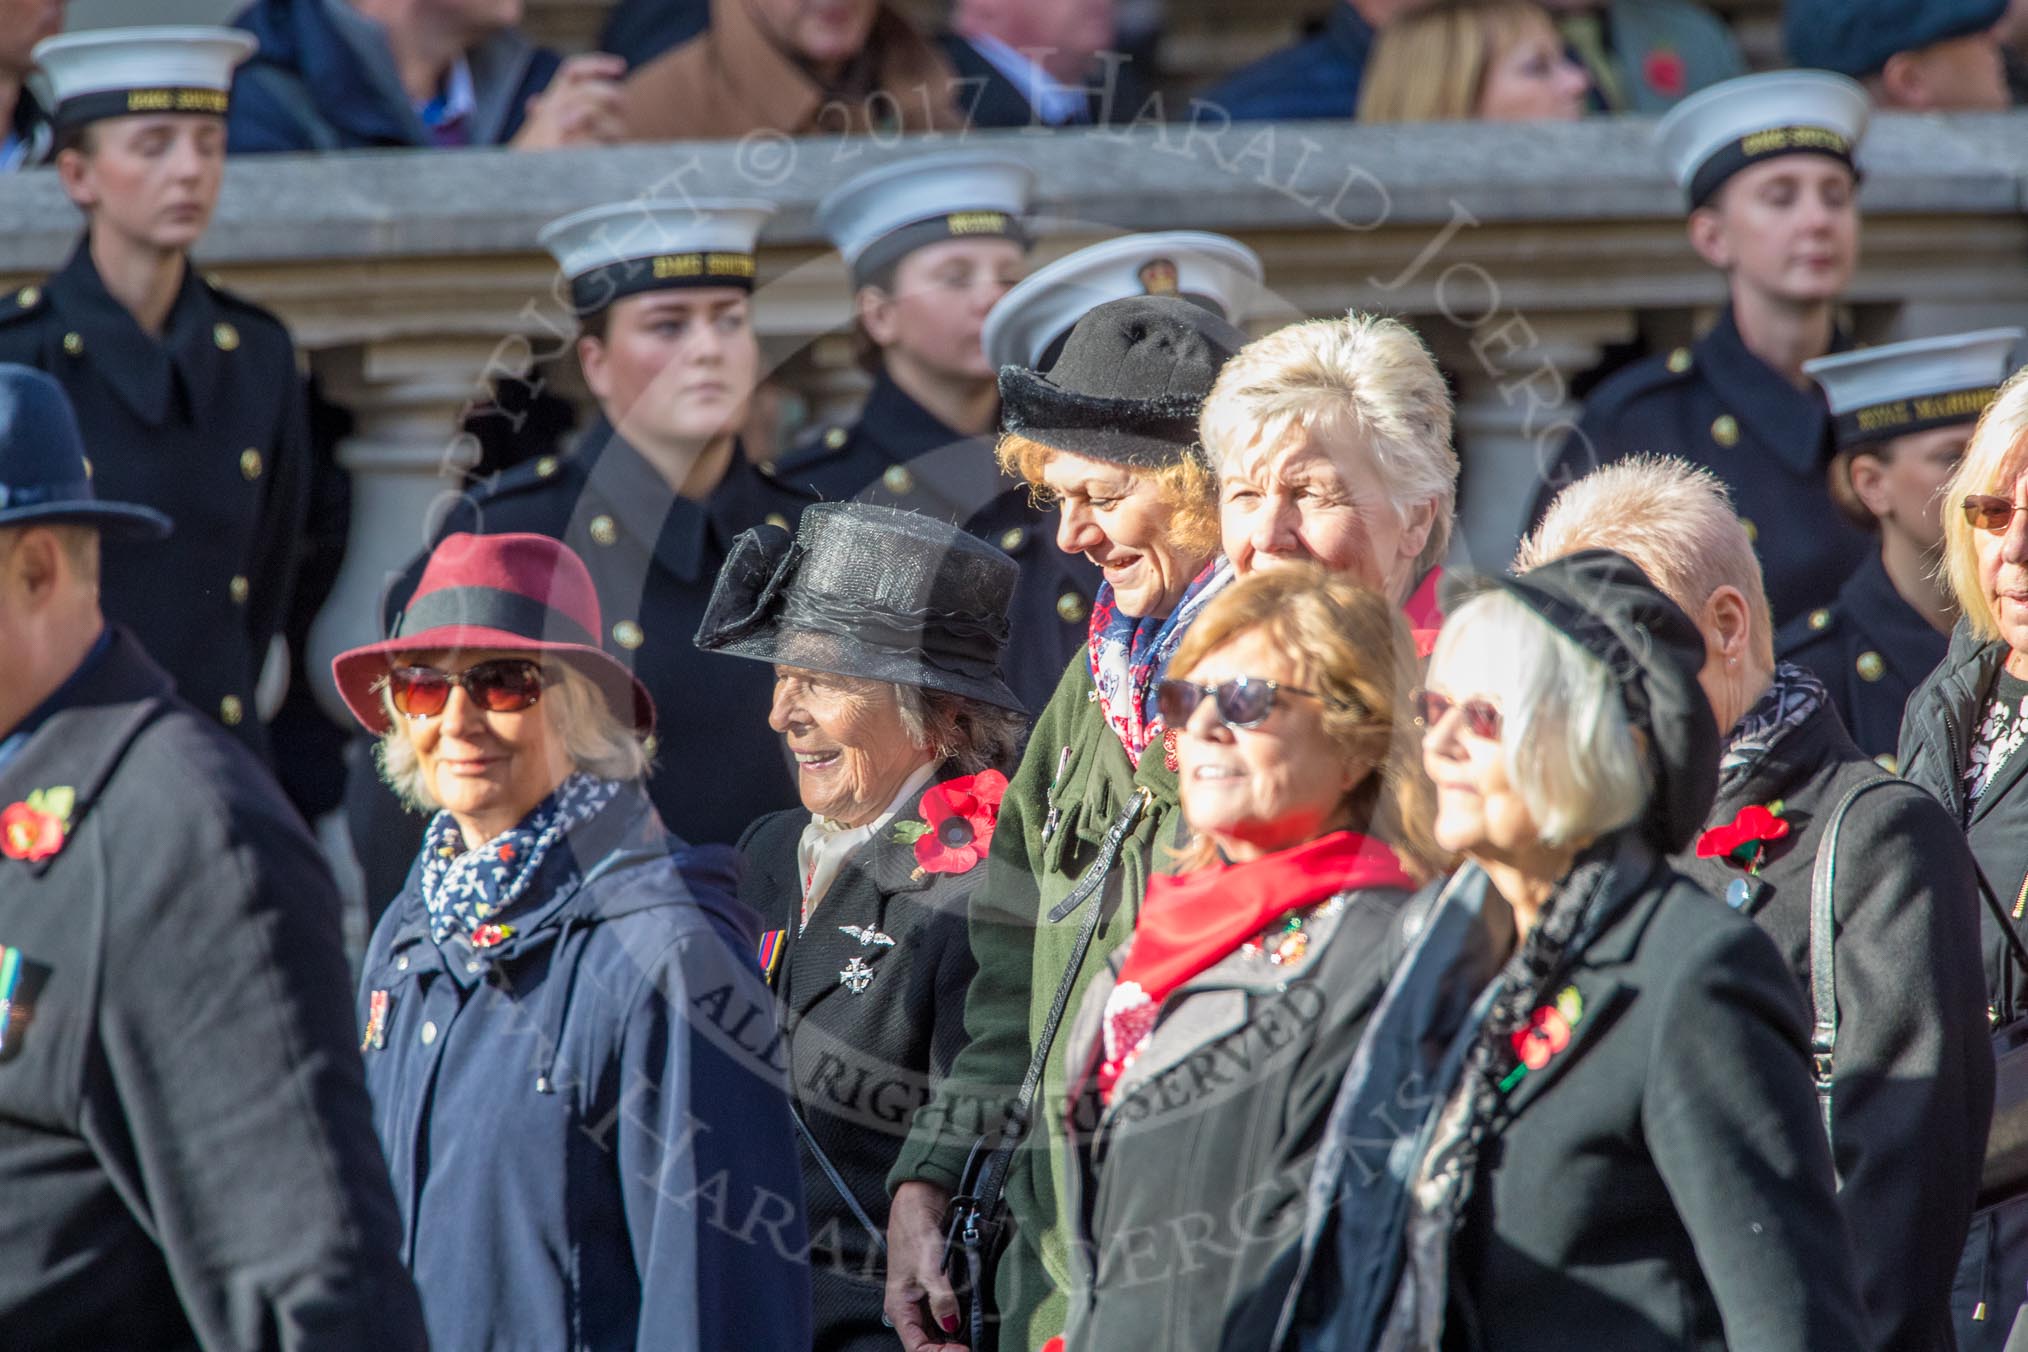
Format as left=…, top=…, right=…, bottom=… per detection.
left=890, top=648, right=1184, bottom=1351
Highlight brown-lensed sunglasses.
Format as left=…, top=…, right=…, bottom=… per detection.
left=1414, top=689, right=1503, bottom=740
left=1965, top=495, right=2028, bottom=534
left=385, top=659, right=547, bottom=718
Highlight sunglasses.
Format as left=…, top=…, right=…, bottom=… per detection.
left=1414, top=689, right=1503, bottom=740
left=386, top=659, right=547, bottom=718
left=1156, top=677, right=1332, bottom=730
left=1965, top=495, right=2028, bottom=534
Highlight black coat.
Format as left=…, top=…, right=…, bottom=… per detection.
left=1777, top=553, right=1950, bottom=767
left=0, top=243, right=311, bottom=762
left=1448, top=852, right=1865, bottom=1350
left=772, top=372, right=1098, bottom=714
left=1533, top=308, right=1871, bottom=627
left=1676, top=697, right=1991, bottom=1351
left=0, top=629, right=425, bottom=1350
left=1057, top=883, right=1409, bottom=1352
left=393, top=420, right=810, bottom=847
left=737, top=769, right=981, bottom=1352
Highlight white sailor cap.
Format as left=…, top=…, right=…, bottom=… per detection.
left=1654, top=70, right=1869, bottom=210
left=817, top=152, right=1034, bottom=287
left=33, top=26, right=255, bottom=132
left=1805, top=328, right=2025, bottom=450
left=538, top=199, right=776, bottom=315
left=983, top=231, right=1263, bottom=373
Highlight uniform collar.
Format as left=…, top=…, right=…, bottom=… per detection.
left=0, top=627, right=112, bottom=775
left=49, top=240, right=220, bottom=429
left=573, top=418, right=765, bottom=584
left=860, top=371, right=1012, bottom=518
left=1693, top=306, right=1845, bottom=476
left=1842, top=551, right=1949, bottom=689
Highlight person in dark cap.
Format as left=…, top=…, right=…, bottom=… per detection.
left=698, top=503, right=1027, bottom=1352
left=372, top=197, right=811, bottom=911
left=883, top=295, right=1247, bottom=1352
left=1786, top=0, right=2011, bottom=112
left=777, top=152, right=1096, bottom=713
left=333, top=528, right=809, bottom=1352
left=0, top=364, right=428, bottom=1350
left=1780, top=329, right=2026, bottom=763
left=2, top=26, right=311, bottom=764
left=1531, top=70, right=1874, bottom=628
left=1281, top=549, right=1867, bottom=1351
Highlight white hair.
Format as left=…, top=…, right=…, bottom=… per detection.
left=1198, top=312, right=1459, bottom=573
left=376, top=661, right=650, bottom=812
left=1428, top=589, right=1652, bottom=849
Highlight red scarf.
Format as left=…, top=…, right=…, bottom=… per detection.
left=1123, top=831, right=1416, bottom=1010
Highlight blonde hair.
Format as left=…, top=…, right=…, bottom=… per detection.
left=376, top=661, right=651, bottom=812
left=1199, top=313, right=1458, bottom=576
left=1430, top=588, right=1653, bottom=849
left=1941, top=367, right=2028, bottom=643
left=1358, top=0, right=1562, bottom=123
left=1166, top=564, right=1451, bottom=880
left=996, top=432, right=1223, bottom=562
left=1518, top=454, right=1774, bottom=669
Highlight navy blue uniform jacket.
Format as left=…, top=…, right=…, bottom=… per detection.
left=358, top=784, right=811, bottom=1350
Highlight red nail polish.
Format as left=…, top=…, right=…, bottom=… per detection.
left=941, top=1314, right=959, bottom=1333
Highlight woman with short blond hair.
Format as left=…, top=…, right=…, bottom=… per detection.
left=1527, top=454, right=1990, bottom=1350
left=1357, top=0, right=1590, bottom=123
left=1204, top=312, right=1458, bottom=647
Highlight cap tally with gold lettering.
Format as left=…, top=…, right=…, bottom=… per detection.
left=1654, top=70, right=1869, bottom=210
left=33, top=26, right=255, bottom=133
left=1805, top=328, right=2025, bottom=451
left=983, top=231, right=1263, bottom=373
left=818, top=152, right=1034, bottom=288
left=539, top=199, right=775, bottom=315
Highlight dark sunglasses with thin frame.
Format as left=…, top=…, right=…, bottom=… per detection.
left=385, top=658, right=548, bottom=718
left=1156, top=677, right=1337, bottom=730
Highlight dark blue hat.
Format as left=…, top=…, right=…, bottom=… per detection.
left=0, top=364, right=170, bottom=538
left=1786, top=0, right=2007, bottom=78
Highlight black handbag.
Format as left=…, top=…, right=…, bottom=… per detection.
left=940, top=789, right=1149, bottom=1352
left=1973, top=865, right=2028, bottom=1204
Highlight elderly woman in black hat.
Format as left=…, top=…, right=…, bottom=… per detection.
left=330, top=530, right=809, bottom=1352
left=695, top=501, right=1028, bottom=1352
left=883, top=294, right=1247, bottom=1352
left=1282, top=551, right=1864, bottom=1351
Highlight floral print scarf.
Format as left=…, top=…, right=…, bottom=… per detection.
left=1718, top=661, right=1827, bottom=792
left=417, top=772, right=621, bottom=948
left=1087, top=557, right=1233, bottom=766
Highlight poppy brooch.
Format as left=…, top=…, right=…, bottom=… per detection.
left=890, top=770, right=1008, bottom=878
left=1501, top=985, right=1585, bottom=1093
left=1695, top=800, right=1790, bottom=874
left=1, top=786, right=75, bottom=863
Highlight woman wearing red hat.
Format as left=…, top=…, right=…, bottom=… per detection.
left=330, top=530, right=810, bottom=1352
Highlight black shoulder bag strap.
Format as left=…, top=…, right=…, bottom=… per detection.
left=789, top=1099, right=887, bottom=1255
left=1807, top=778, right=1903, bottom=1145
left=944, top=786, right=1151, bottom=1349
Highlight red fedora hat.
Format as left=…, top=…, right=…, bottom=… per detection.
left=332, top=532, right=655, bottom=736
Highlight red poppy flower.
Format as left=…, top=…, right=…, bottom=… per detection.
left=1695, top=802, right=1791, bottom=869
left=1512, top=1005, right=1572, bottom=1071
left=1643, top=47, right=1686, bottom=97
left=913, top=770, right=1008, bottom=876
left=0, top=802, right=64, bottom=862
left=470, top=924, right=513, bottom=949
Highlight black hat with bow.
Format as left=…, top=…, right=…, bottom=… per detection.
left=695, top=502, right=1024, bottom=713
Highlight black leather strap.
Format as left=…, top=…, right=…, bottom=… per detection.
left=788, top=1100, right=886, bottom=1256
left=1808, top=778, right=1901, bottom=1145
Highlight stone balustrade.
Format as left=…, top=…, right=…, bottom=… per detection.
left=0, top=113, right=2023, bottom=715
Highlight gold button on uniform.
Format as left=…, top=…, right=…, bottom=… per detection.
left=15, top=285, right=37, bottom=308
left=589, top=514, right=618, bottom=547
left=1808, top=608, right=1831, bottom=631
left=1056, top=592, right=1088, bottom=623
left=764, top=512, right=789, bottom=531
left=535, top=455, right=559, bottom=478
left=642, top=733, right=659, bottom=760
left=882, top=465, right=914, bottom=495
left=1000, top=527, right=1026, bottom=552
left=213, top=322, right=239, bottom=351
left=1666, top=347, right=1692, bottom=374
left=613, top=620, right=645, bottom=650
left=240, top=448, right=262, bottom=480
left=219, top=694, right=244, bottom=726
left=1711, top=415, right=1739, bottom=448
left=1739, top=516, right=1757, bottom=544
left=1857, top=651, right=1885, bottom=682
left=229, top=575, right=249, bottom=604
left=62, top=331, right=82, bottom=356
left=823, top=427, right=848, bottom=451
